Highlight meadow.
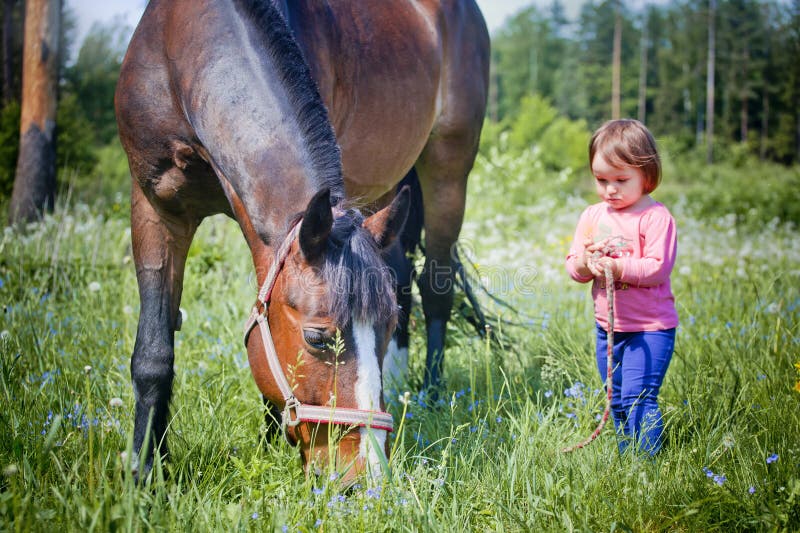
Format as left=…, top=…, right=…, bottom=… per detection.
left=1, top=147, right=799, bottom=531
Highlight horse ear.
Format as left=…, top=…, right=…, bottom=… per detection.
left=299, top=188, right=333, bottom=261
left=363, top=186, right=410, bottom=249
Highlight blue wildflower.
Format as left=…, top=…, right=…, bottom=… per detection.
left=366, top=486, right=381, bottom=499
left=748, top=486, right=756, bottom=494
left=544, top=390, right=553, bottom=398
left=766, top=453, right=779, bottom=464
left=315, top=519, right=322, bottom=527
left=713, top=474, right=726, bottom=486
left=703, top=467, right=714, bottom=478
left=312, top=487, right=324, bottom=495
left=251, top=512, right=259, bottom=520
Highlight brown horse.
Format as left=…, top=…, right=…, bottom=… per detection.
left=115, top=0, right=489, bottom=482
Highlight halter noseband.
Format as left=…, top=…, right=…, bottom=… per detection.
left=243, top=221, right=394, bottom=444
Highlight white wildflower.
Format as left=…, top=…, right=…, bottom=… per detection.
left=88, top=281, right=101, bottom=292
left=398, top=391, right=411, bottom=406
left=109, top=397, right=124, bottom=408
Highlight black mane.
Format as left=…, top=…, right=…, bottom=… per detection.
left=323, top=209, right=397, bottom=327
left=233, top=0, right=344, bottom=203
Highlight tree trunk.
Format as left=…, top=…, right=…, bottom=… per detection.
left=740, top=43, right=749, bottom=143
left=637, top=8, right=648, bottom=123
left=2, top=0, right=15, bottom=104
left=612, top=4, right=622, bottom=120
left=705, top=0, right=716, bottom=164
left=8, top=0, right=60, bottom=225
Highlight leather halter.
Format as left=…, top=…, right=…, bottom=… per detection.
left=243, top=221, right=394, bottom=444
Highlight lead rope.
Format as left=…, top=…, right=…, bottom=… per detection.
left=561, top=264, right=615, bottom=453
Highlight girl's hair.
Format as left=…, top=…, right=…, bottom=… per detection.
left=589, top=119, right=662, bottom=194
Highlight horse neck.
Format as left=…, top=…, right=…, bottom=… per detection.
left=166, top=0, right=343, bottom=246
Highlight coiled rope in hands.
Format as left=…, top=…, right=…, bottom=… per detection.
left=561, top=261, right=615, bottom=453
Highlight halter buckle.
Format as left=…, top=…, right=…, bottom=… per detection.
left=282, top=396, right=302, bottom=427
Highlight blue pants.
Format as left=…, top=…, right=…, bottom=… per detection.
left=596, top=325, right=675, bottom=455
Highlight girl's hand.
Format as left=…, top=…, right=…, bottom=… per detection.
left=573, top=238, right=595, bottom=277
left=584, top=238, right=620, bottom=279
left=587, top=255, right=619, bottom=279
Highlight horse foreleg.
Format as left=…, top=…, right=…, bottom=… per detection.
left=261, top=395, right=282, bottom=444
left=383, top=171, right=423, bottom=399
left=130, top=179, right=195, bottom=479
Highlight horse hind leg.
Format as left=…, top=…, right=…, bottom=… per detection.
left=129, top=178, right=196, bottom=479
left=415, top=132, right=480, bottom=394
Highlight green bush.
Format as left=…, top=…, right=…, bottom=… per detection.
left=63, top=136, right=130, bottom=205
left=480, top=94, right=591, bottom=173
left=56, top=93, right=99, bottom=175
left=657, top=150, right=800, bottom=228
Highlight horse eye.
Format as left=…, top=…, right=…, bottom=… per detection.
left=303, top=329, right=330, bottom=351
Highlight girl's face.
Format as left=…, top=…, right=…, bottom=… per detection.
left=591, top=152, right=648, bottom=210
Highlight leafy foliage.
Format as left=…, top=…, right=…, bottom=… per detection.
left=490, top=0, right=800, bottom=164
left=480, top=95, right=590, bottom=174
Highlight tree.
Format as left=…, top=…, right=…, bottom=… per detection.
left=706, top=0, right=716, bottom=163
left=8, top=0, right=61, bottom=224
left=637, top=6, right=650, bottom=123
left=612, top=0, right=622, bottom=119
left=63, top=18, right=129, bottom=145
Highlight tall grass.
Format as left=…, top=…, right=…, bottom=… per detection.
left=1, top=154, right=799, bottom=530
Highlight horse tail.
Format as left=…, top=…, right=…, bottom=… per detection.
left=397, top=167, right=424, bottom=256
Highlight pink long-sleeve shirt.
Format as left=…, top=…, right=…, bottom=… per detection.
left=565, top=201, right=679, bottom=332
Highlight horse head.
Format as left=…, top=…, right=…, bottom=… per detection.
left=245, top=186, right=410, bottom=484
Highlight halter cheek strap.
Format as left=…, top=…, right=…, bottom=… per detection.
left=243, top=221, right=394, bottom=444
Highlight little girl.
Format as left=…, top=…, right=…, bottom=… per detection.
left=565, top=119, right=678, bottom=455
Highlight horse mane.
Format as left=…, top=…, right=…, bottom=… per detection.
left=233, top=0, right=344, bottom=203
left=323, top=209, right=397, bottom=327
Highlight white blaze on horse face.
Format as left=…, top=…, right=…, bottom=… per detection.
left=382, top=338, right=408, bottom=402
left=352, top=320, right=387, bottom=476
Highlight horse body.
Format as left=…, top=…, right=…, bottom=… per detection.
left=116, top=0, right=488, bottom=481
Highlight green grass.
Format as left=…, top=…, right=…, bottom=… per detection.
left=1, top=155, right=799, bottom=531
